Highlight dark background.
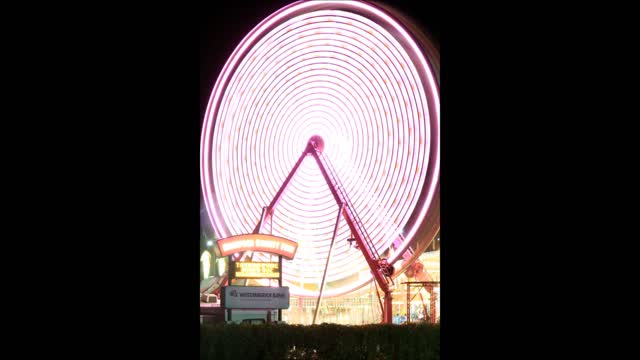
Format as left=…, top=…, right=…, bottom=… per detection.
left=197, top=3, right=623, bottom=355
left=6, top=1, right=624, bottom=358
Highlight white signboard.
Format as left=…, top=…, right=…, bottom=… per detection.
left=222, top=286, right=290, bottom=309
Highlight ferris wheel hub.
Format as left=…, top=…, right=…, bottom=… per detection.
left=308, top=135, right=325, bottom=153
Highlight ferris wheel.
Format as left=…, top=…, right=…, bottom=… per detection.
left=201, top=0, right=439, bottom=306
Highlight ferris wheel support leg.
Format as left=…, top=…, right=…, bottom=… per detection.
left=254, top=206, right=269, bottom=234
left=252, top=147, right=311, bottom=234
left=312, top=203, right=344, bottom=325
left=384, top=294, right=393, bottom=324
left=309, top=148, right=393, bottom=324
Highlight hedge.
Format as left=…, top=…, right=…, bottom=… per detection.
left=201, top=323, right=439, bottom=360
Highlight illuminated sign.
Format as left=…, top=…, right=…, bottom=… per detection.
left=217, top=234, right=298, bottom=260
left=222, top=286, right=290, bottom=309
left=234, top=261, right=280, bottom=279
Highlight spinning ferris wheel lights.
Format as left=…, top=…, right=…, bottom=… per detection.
left=201, top=0, right=439, bottom=304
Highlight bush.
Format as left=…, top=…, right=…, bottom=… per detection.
left=201, top=322, right=439, bottom=360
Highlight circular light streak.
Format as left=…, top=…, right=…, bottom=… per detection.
left=201, top=0, right=439, bottom=297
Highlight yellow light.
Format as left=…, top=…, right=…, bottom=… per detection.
left=234, top=261, right=280, bottom=279
left=201, top=250, right=212, bottom=279
left=217, top=258, right=226, bottom=276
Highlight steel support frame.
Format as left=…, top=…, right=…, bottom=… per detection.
left=232, top=139, right=394, bottom=323
left=312, top=203, right=344, bottom=324
left=402, top=281, right=440, bottom=324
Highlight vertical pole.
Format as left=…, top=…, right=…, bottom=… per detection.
left=385, top=294, right=393, bottom=324
left=227, top=255, right=233, bottom=322
left=278, top=255, right=283, bottom=322
left=418, top=291, right=428, bottom=321
left=228, top=255, right=234, bottom=285
left=406, top=282, right=411, bottom=324
left=429, top=286, right=437, bottom=324
left=312, top=203, right=344, bottom=325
